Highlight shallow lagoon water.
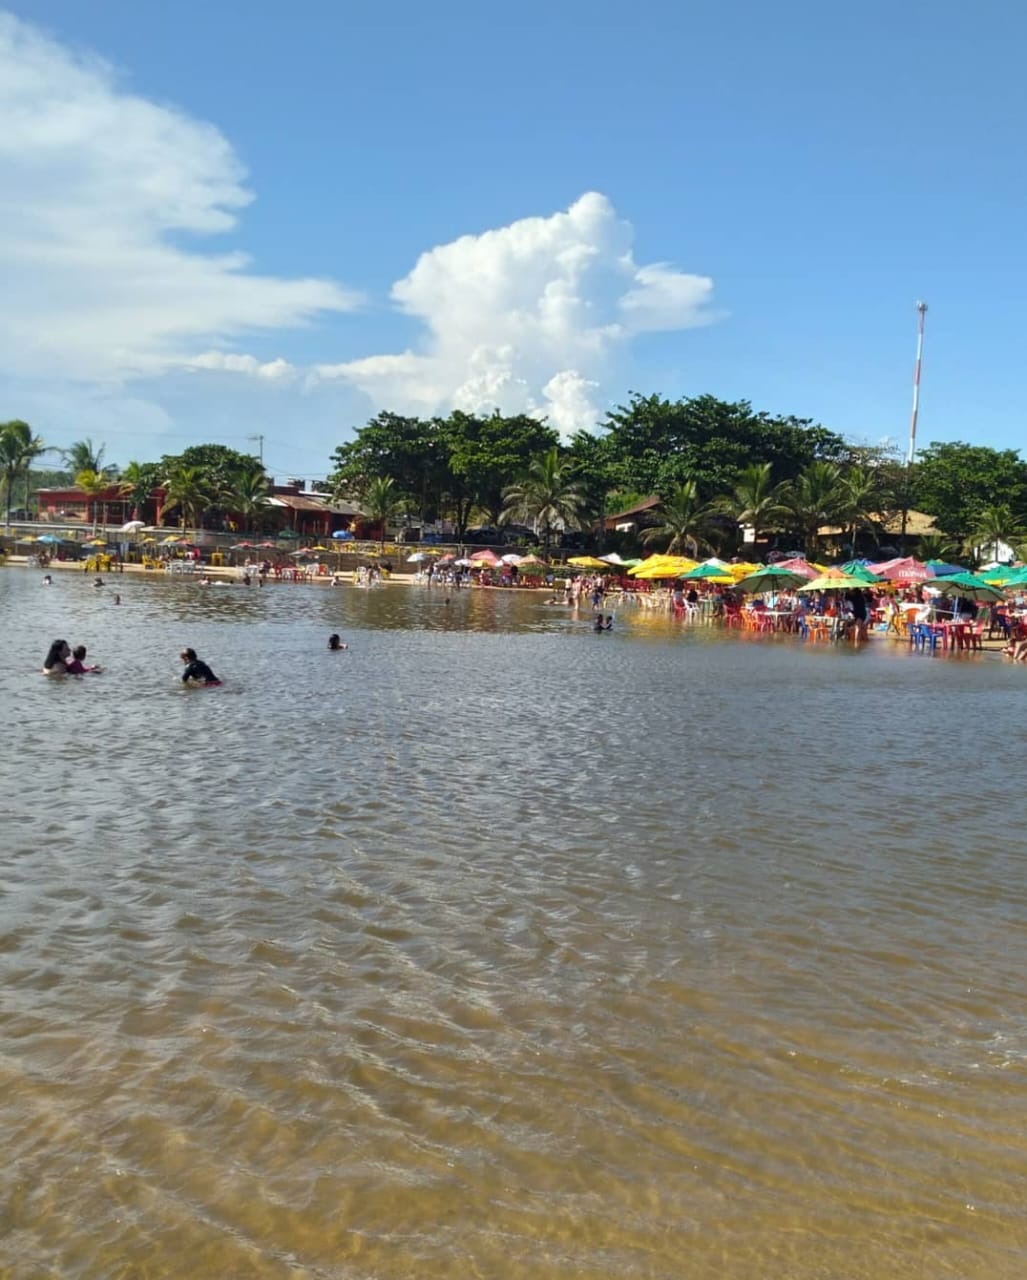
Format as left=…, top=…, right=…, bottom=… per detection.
left=1, top=567, right=1025, bottom=1277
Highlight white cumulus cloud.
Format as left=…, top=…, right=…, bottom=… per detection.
left=0, top=12, right=357, bottom=383
left=314, top=192, right=717, bottom=436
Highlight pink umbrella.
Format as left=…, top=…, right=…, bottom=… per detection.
left=470, top=549, right=501, bottom=566
left=773, top=557, right=821, bottom=580
left=870, top=556, right=934, bottom=583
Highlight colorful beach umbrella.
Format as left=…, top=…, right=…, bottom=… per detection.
left=734, top=567, right=810, bottom=594
left=870, top=556, right=933, bottom=583
left=797, top=571, right=872, bottom=593
left=679, top=563, right=733, bottom=581
left=924, top=571, right=1004, bottom=603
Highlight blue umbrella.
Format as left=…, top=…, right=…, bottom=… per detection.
left=925, top=560, right=967, bottom=577
left=37, top=534, right=68, bottom=545
left=331, top=529, right=354, bottom=541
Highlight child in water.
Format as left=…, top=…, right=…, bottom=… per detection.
left=65, top=645, right=102, bottom=674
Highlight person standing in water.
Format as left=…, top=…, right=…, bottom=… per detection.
left=180, top=648, right=221, bottom=685
left=327, top=633, right=348, bottom=650
left=42, top=639, right=71, bottom=674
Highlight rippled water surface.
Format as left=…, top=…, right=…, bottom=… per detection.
left=2, top=566, right=1025, bottom=1278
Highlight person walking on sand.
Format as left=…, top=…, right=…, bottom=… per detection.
left=179, top=647, right=221, bottom=686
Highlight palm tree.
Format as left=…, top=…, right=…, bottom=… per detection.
left=837, top=465, right=881, bottom=558
left=63, top=438, right=114, bottom=479
left=916, top=533, right=962, bottom=564
left=116, top=461, right=157, bottom=523
left=74, top=469, right=111, bottom=532
left=161, top=464, right=213, bottom=533
left=780, top=461, right=847, bottom=556
left=641, top=480, right=719, bottom=555
left=970, top=503, right=1027, bottom=565
left=1, top=420, right=48, bottom=529
left=359, top=476, right=406, bottom=550
left=720, top=463, right=788, bottom=549
left=228, top=465, right=271, bottom=533
left=499, top=448, right=586, bottom=555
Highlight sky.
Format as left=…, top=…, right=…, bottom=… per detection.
left=2, top=0, right=1025, bottom=483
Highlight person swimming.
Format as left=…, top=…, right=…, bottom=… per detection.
left=65, top=645, right=102, bottom=674
left=328, top=633, right=348, bottom=650
left=180, top=647, right=221, bottom=685
left=42, top=639, right=71, bottom=674
left=42, top=574, right=52, bottom=586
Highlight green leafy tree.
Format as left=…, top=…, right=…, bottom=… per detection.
left=597, top=393, right=846, bottom=496
left=1, top=420, right=48, bottom=529
left=913, top=442, right=1027, bottom=537
left=329, top=413, right=445, bottom=514
left=499, top=448, right=587, bottom=554
left=641, top=480, right=720, bottom=555
left=443, top=410, right=560, bottom=532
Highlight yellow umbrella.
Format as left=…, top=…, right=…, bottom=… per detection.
left=797, top=571, right=870, bottom=592
left=630, top=556, right=699, bottom=579
left=567, top=555, right=610, bottom=569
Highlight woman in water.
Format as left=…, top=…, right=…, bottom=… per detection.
left=180, top=648, right=221, bottom=686
left=42, top=639, right=71, bottom=674
left=328, top=633, right=348, bottom=650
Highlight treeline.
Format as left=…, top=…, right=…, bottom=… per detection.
left=5, top=397, right=1027, bottom=558
left=327, top=395, right=1027, bottom=558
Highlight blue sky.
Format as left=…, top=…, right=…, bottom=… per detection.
left=3, top=1, right=1024, bottom=481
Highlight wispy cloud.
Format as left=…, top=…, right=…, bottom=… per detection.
left=0, top=11, right=357, bottom=383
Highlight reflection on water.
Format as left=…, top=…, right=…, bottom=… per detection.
left=1, top=567, right=1025, bottom=1277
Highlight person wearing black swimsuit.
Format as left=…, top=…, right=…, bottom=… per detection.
left=180, top=648, right=221, bottom=685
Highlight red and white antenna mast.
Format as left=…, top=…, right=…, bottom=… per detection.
left=906, top=301, right=928, bottom=465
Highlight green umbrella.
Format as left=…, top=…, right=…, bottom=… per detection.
left=734, top=567, right=809, bottom=594
left=926, top=571, right=1004, bottom=603
left=837, top=561, right=884, bottom=584
left=679, top=563, right=733, bottom=581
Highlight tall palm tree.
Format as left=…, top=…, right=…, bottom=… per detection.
left=970, top=503, right=1027, bottom=565
left=499, top=448, right=586, bottom=555
left=837, top=465, right=881, bottom=557
left=63, top=438, right=115, bottom=479
left=641, top=480, right=719, bottom=556
left=74, top=469, right=111, bottom=532
left=359, top=476, right=406, bottom=550
left=720, top=462, right=788, bottom=549
left=161, top=464, right=212, bottom=533
left=228, top=465, right=271, bottom=533
left=1, top=420, right=48, bottom=529
left=781, top=461, right=847, bottom=556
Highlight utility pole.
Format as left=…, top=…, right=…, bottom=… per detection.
left=900, top=302, right=928, bottom=552
left=248, top=434, right=264, bottom=464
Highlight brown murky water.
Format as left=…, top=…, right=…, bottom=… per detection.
left=2, top=568, right=1025, bottom=1277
